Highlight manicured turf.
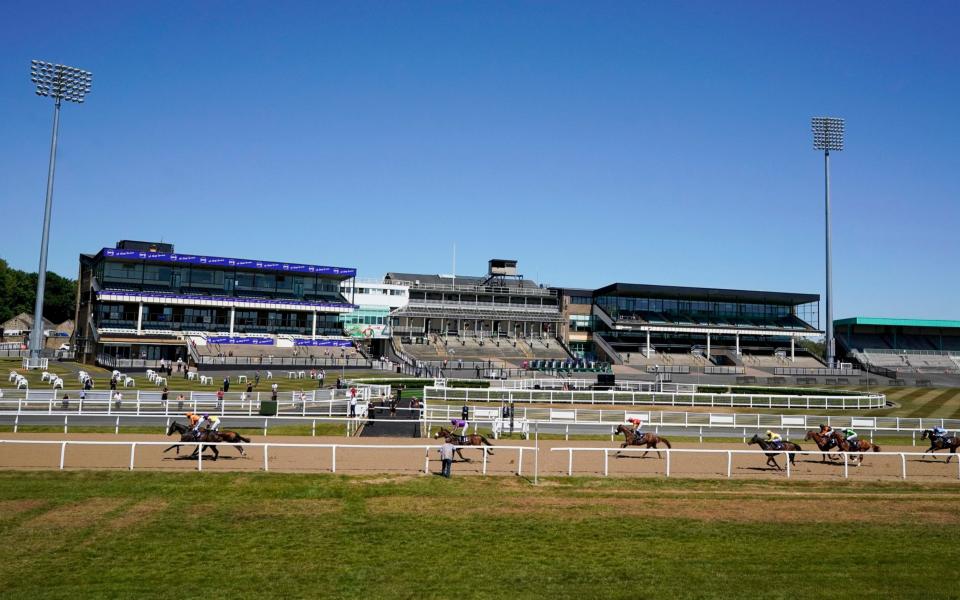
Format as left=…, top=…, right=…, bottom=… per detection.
left=0, top=471, right=955, bottom=599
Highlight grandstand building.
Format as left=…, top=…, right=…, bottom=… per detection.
left=339, top=279, right=409, bottom=357
left=588, top=283, right=823, bottom=368
left=384, top=260, right=569, bottom=366
left=836, top=317, right=960, bottom=375
left=74, top=240, right=358, bottom=364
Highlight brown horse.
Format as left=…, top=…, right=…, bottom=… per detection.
left=748, top=434, right=802, bottom=470
left=164, top=421, right=251, bottom=458
left=830, top=432, right=880, bottom=465
left=804, top=430, right=840, bottom=463
left=614, top=424, right=671, bottom=458
left=434, top=427, right=495, bottom=461
left=920, top=430, right=960, bottom=463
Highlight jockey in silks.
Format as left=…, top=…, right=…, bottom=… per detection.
left=629, top=418, right=644, bottom=441
left=450, top=419, right=467, bottom=443
left=201, top=413, right=221, bottom=437
left=932, top=425, right=948, bottom=445
left=819, top=424, right=835, bottom=448
left=842, top=428, right=859, bottom=450
left=186, top=412, right=202, bottom=440
left=765, top=430, right=783, bottom=450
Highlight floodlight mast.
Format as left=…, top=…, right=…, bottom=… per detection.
left=811, top=116, right=844, bottom=369
left=28, top=61, right=93, bottom=361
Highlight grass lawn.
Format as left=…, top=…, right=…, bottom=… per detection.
left=0, top=472, right=954, bottom=599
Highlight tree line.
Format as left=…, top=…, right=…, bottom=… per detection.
left=0, top=259, right=76, bottom=325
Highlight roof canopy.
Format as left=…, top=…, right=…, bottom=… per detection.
left=593, top=283, right=818, bottom=306
left=834, top=317, right=960, bottom=329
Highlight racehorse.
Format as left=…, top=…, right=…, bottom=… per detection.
left=748, top=434, right=802, bottom=471
left=830, top=432, right=880, bottom=465
left=920, top=430, right=960, bottom=463
left=434, top=426, right=495, bottom=461
left=163, top=421, right=251, bottom=458
left=804, top=430, right=840, bottom=463
left=614, top=424, right=672, bottom=458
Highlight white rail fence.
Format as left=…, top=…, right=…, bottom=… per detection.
left=552, top=447, right=960, bottom=480
left=0, top=439, right=535, bottom=476
left=423, top=387, right=886, bottom=410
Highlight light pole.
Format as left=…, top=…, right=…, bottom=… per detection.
left=811, top=116, right=844, bottom=368
left=28, top=60, right=93, bottom=362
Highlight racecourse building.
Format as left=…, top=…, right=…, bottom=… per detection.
left=835, top=317, right=960, bottom=375
left=588, top=283, right=823, bottom=368
left=74, top=240, right=357, bottom=364
left=384, top=260, right=569, bottom=365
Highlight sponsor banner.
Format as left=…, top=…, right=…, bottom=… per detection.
left=102, top=248, right=357, bottom=277
left=293, top=339, right=354, bottom=347
left=207, top=336, right=275, bottom=345
left=344, top=324, right=389, bottom=339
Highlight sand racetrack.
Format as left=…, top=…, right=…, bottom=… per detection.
left=1, top=432, right=959, bottom=483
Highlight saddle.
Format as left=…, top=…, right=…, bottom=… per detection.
left=458, top=435, right=469, bottom=445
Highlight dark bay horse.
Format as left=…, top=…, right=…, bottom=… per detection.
left=748, top=434, right=802, bottom=470
left=614, top=424, right=671, bottom=458
left=164, top=421, right=251, bottom=458
left=804, top=431, right=840, bottom=463
left=434, top=427, right=494, bottom=461
left=830, top=432, right=880, bottom=465
left=921, top=430, right=960, bottom=463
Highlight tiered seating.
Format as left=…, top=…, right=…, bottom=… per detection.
left=196, top=342, right=359, bottom=360
left=395, top=334, right=570, bottom=364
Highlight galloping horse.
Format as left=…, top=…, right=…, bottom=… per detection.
left=921, top=430, right=960, bottom=463
left=804, top=430, right=840, bottom=463
left=434, top=427, right=495, bottom=461
left=614, top=424, right=671, bottom=458
left=164, top=421, right=251, bottom=459
left=830, top=432, right=880, bottom=465
left=748, top=434, right=802, bottom=471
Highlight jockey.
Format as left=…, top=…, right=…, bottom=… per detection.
left=450, top=418, right=467, bottom=442
left=843, top=428, right=859, bottom=449
left=819, top=423, right=834, bottom=437
left=186, top=412, right=202, bottom=438
left=932, top=425, right=948, bottom=443
left=765, top=430, right=783, bottom=450
left=628, top=418, right=644, bottom=439
left=201, top=413, right=221, bottom=434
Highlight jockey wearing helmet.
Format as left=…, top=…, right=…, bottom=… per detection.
left=628, top=418, right=644, bottom=440
left=843, top=428, right=859, bottom=449
left=932, top=425, right=948, bottom=444
left=201, top=413, right=221, bottom=434
left=765, top=430, right=783, bottom=450
left=819, top=423, right=833, bottom=437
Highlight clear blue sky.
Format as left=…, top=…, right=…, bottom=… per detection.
left=1, top=1, right=958, bottom=321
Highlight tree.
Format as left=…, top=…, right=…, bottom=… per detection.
left=0, top=258, right=76, bottom=325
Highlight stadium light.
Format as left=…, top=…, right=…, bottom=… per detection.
left=27, top=60, right=93, bottom=362
left=811, top=116, right=844, bottom=368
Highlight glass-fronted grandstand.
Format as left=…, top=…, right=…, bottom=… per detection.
left=589, top=283, right=822, bottom=368
left=74, top=240, right=358, bottom=364
left=836, top=317, right=960, bottom=375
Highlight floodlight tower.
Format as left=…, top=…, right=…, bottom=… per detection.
left=28, top=60, right=93, bottom=362
left=811, top=116, right=844, bottom=368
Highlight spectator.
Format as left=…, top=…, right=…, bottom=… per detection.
left=223, top=377, right=230, bottom=393
left=439, top=440, right=455, bottom=478
left=113, top=390, right=123, bottom=409
left=216, top=387, right=225, bottom=411
left=350, top=394, right=357, bottom=417
left=254, top=372, right=261, bottom=386
left=177, top=393, right=185, bottom=411
left=271, top=382, right=279, bottom=401
left=246, top=381, right=253, bottom=394
left=161, top=386, right=169, bottom=407
left=109, top=377, right=117, bottom=391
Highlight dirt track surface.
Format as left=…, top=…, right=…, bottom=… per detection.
left=1, top=433, right=958, bottom=483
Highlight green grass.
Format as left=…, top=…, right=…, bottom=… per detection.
left=0, top=471, right=955, bottom=599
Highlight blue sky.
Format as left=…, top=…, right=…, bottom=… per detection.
left=1, top=1, right=958, bottom=320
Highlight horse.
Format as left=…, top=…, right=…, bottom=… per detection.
left=830, top=432, right=880, bottom=465
left=164, top=421, right=251, bottom=458
left=614, top=424, right=671, bottom=458
left=747, top=434, right=802, bottom=471
left=804, top=430, right=840, bottom=463
left=920, top=430, right=960, bottom=463
left=434, top=426, right=495, bottom=461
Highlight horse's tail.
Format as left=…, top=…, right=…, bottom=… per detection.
left=480, top=435, right=494, bottom=447
left=660, top=436, right=671, bottom=449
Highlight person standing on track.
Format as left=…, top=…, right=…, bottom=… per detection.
left=439, top=439, right=455, bottom=478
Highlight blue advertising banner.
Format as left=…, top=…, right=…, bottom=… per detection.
left=207, top=336, right=275, bottom=345
left=293, top=339, right=354, bottom=347
left=102, top=248, right=357, bottom=277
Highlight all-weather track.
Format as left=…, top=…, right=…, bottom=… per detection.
left=358, top=398, right=420, bottom=438
left=1, top=433, right=959, bottom=482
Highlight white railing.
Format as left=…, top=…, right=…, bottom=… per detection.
left=551, top=447, right=960, bottom=480
left=0, top=439, right=536, bottom=476
left=422, top=387, right=886, bottom=410
left=422, top=403, right=957, bottom=444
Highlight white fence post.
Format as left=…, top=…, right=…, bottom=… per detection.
left=263, top=444, right=269, bottom=471
left=59, top=441, right=67, bottom=470
left=115, top=416, right=120, bottom=435
left=843, top=453, right=848, bottom=478
left=567, top=448, right=573, bottom=476
left=665, top=450, right=671, bottom=477
left=900, top=453, right=906, bottom=479
left=726, top=451, right=732, bottom=478
left=331, top=446, right=337, bottom=473
left=129, top=443, right=136, bottom=470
